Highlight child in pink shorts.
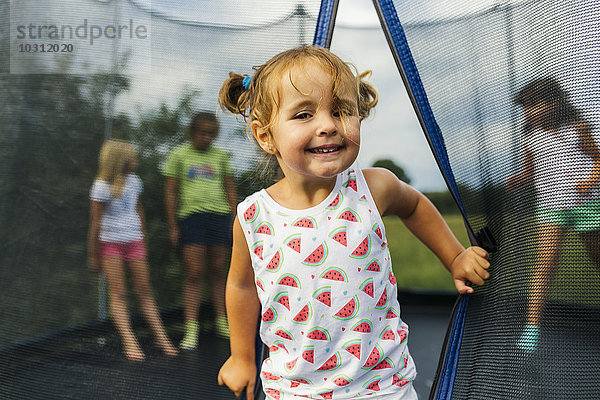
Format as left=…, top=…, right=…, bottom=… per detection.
left=88, top=139, right=178, bottom=361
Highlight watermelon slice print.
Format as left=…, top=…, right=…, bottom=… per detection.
left=252, top=241, right=264, bottom=260
left=342, top=339, right=361, bottom=359
left=351, top=319, right=372, bottom=333
left=388, top=270, right=397, bottom=285
left=256, top=278, right=264, bottom=291
left=292, top=304, right=312, bottom=324
left=243, top=202, right=259, bottom=223
left=385, top=307, right=399, bottom=319
left=306, top=326, right=331, bottom=341
left=359, top=194, right=368, bottom=203
left=372, top=357, right=395, bottom=370
left=274, top=340, right=288, bottom=353
left=291, top=377, right=312, bottom=386
left=363, top=375, right=381, bottom=391
left=393, top=373, right=412, bottom=387
left=332, top=374, right=353, bottom=387
left=362, top=343, right=383, bottom=369
left=266, top=249, right=283, bottom=272
left=302, top=242, right=328, bottom=266
left=326, top=191, right=343, bottom=210
left=359, top=278, right=374, bottom=298
left=350, top=236, right=371, bottom=259
left=372, top=222, right=383, bottom=240
left=318, top=390, right=334, bottom=399
left=320, top=266, right=348, bottom=282
left=277, top=273, right=301, bottom=289
left=274, top=327, right=293, bottom=341
left=264, top=388, right=281, bottom=400
left=261, top=306, right=277, bottom=323
left=333, top=296, right=359, bottom=320
left=365, top=258, right=381, bottom=272
left=285, top=233, right=301, bottom=253
left=379, top=326, right=395, bottom=340
left=301, top=346, right=314, bottom=363
left=255, top=221, right=273, bottom=235
left=375, top=287, right=388, bottom=309
left=313, top=286, right=331, bottom=307
left=317, top=352, right=341, bottom=372
left=275, top=291, right=290, bottom=310
left=261, top=371, right=282, bottom=381
left=337, top=207, right=361, bottom=223
left=344, top=177, right=358, bottom=191
left=398, top=325, right=408, bottom=343
left=284, top=357, right=299, bottom=372
left=329, top=226, right=347, bottom=247
left=292, top=216, right=316, bottom=229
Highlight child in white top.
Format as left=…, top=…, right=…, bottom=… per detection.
left=216, top=46, right=489, bottom=399
left=508, top=78, right=600, bottom=352
left=88, top=139, right=178, bottom=361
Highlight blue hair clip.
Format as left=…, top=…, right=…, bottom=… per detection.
left=242, top=76, right=252, bottom=90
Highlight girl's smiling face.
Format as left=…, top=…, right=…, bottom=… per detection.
left=254, top=61, right=360, bottom=183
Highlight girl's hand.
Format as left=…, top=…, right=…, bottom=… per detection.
left=449, top=247, right=490, bottom=294
left=217, top=356, right=257, bottom=399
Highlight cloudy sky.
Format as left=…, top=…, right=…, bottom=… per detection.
left=14, top=0, right=542, bottom=192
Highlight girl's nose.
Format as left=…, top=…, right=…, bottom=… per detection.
left=317, top=113, right=337, bottom=136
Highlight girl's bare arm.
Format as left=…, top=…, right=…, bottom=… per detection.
left=217, top=217, right=260, bottom=400
left=364, top=168, right=490, bottom=293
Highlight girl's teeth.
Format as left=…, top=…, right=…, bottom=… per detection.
left=312, top=147, right=338, bottom=153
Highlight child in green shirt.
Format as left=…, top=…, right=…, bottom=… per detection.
left=164, top=111, right=237, bottom=348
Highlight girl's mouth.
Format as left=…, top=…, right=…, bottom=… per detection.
left=308, top=145, right=343, bottom=154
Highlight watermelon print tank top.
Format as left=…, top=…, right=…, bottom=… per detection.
left=238, top=166, right=417, bottom=399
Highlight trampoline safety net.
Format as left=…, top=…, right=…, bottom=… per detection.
left=383, top=0, right=600, bottom=399
left=2, top=0, right=600, bottom=399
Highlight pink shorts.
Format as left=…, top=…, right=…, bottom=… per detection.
left=100, top=240, right=146, bottom=261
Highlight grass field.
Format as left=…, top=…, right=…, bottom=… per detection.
left=384, top=214, right=469, bottom=291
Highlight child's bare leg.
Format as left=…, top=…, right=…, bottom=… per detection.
left=209, top=244, right=229, bottom=318
left=209, top=244, right=230, bottom=338
left=103, top=256, right=145, bottom=361
left=129, top=258, right=178, bottom=357
left=180, top=244, right=206, bottom=349
left=526, top=225, right=563, bottom=326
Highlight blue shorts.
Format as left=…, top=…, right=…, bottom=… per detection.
left=179, top=212, right=233, bottom=246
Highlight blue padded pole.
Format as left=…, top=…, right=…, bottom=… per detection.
left=371, top=1, right=473, bottom=399
left=312, top=0, right=339, bottom=48
left=372, top=0, right=469, bottom=225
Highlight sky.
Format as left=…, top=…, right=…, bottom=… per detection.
left=139, top=0, right=510, bottom=191
left=12, top=0, right=532, bottom=192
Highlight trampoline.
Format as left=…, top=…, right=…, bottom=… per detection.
left=3, top=0, right=600, bottom=399
left=0, top=293, right=455, bottom=399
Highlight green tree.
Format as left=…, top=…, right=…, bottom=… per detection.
left=372, top=159, right=411, bottom=184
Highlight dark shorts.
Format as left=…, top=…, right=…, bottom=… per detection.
left=179, top=212, right=233, bottom=246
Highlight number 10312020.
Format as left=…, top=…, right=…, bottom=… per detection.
left=18, top=43, right=74, bottom=53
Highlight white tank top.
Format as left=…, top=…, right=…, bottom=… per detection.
left=238, top=166, right=416, bottom=399
left=525, top=124, right=600, bottom=210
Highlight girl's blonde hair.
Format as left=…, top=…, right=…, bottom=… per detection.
left=96, top=139, right=137, bottom=198
left=218, top=45, right=378, bottom=137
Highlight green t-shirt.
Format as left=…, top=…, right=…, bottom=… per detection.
left=163, top=143, right=233, bottom=219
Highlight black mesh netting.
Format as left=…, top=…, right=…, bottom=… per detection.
left=392, top=1, right=600, bottom=398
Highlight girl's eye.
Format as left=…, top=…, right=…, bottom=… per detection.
left=294, top=112, right=312, bottom=120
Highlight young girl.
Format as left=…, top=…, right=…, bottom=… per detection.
left=216, top=46, right=490, bottom=399
left=508, top=77, right=600, bottom=352
left=164, top=112, right=237, bottom=348
left=88, top=139, right=178, bottom=361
